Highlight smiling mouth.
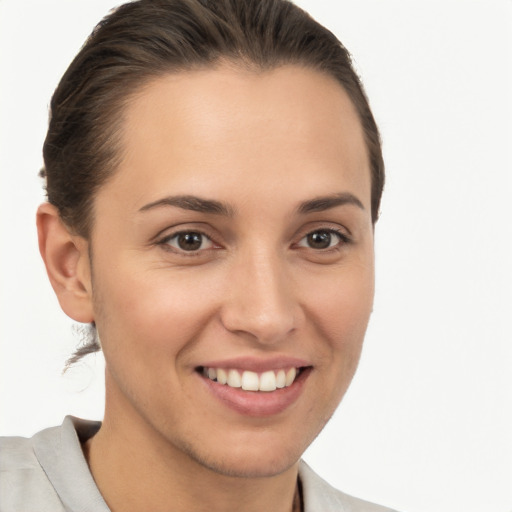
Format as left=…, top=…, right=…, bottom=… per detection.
left=198, top=366, right=308, bottom=392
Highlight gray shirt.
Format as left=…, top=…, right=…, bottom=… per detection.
left=0, top=417, right=397, bottom=511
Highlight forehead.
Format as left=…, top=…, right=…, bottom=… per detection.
left=103, top=64, right=370, bottom=213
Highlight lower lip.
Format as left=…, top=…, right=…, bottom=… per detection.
left=199, top=368, right=311, bottom=417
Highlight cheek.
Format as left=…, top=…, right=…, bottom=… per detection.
left=302, top=258, right=374, bottom=391
left=92, top=263, right=220, bottom=362
left=305, top=261, right=374, bottom=341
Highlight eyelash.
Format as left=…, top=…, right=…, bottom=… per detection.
left=158, top=231, right=217, bottom=255
left=295, top=228, right=351, bottom=251
left=157, top=227, right=351, bottom=256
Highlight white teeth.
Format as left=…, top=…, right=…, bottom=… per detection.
left=227, top=369, right=242, bottom=388
left=216, top=368, right=228, bottom=384
left=275, top=369, right=286, bottom=389
left=241, top=371, right=259, bottom=391
left=203, top=366, right=302, bottom=391
left=259, top=370, right=277, bottom=392
left=285, top=368, right=296, bottom=387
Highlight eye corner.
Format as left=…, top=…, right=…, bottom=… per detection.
left=292, top=227, right=353, bottom=257
left=156, top=229, right=220, bottom=256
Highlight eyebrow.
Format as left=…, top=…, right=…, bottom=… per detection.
left=139, top=192, right=364, bottom=217
left=297, top=192, right=365, bottom=214
left=139, top=195, right=234, bottom=216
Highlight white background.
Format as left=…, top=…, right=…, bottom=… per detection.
left=0, top=1, right=510, bottom=511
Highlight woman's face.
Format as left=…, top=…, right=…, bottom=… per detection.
left=87, top=64, right=374, bottom=477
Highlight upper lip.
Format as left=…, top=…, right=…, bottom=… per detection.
left=198, top=356, right=311, bottom=373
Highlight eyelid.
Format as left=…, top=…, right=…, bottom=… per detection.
left=298, top=228, right=343, bottom=244
left=296, top=227, right=350, bottom=249
left=294, top=220, right=351, bottom=241
left=149, top=217, right=221, bottom=240
left=161, top=231, right=214, bottom=251
left=153, top=222, right=351, bottom=254
left=154, top=224, right=223, bottom=256
left=151, top=221, right=217, bottom=242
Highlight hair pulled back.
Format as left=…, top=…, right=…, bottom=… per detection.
left=42, top=0, right=385, bottom=363
left=42, top=0, right=384, bottom=236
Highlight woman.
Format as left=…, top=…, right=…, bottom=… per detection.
left=0, top=0, right=394, bottom=510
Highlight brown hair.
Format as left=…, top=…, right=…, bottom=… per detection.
left=42, top=0, right=384, bottom=364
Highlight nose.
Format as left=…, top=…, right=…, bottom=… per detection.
left=220, top=249, right=298, bottom=345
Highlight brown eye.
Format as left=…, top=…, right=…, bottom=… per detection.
left=297, top=229, right=345, bottom=250
left=164, top=231, right=213, bottom=252
left=307, top=231, right=332, bottom=249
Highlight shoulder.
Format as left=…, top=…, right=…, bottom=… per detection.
left=0, top=434, right=38, bottom=469
left=299, top=461, right=399, bottom=512
left=1, top=417, right=107, bottom=512
left=0, top=431, right=66, bottom=512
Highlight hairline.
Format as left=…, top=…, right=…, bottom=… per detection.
left=80, top=59, right=374, bottom=239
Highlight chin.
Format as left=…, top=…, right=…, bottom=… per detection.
left=176, top=434, right=305, bottom=479
left=196, top=452, right=300, bottom=479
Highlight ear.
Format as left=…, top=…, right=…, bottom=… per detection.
left=36, top=203, right=94, bottom=323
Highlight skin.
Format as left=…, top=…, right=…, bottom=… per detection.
left=37, top=64, right=375, bottom=512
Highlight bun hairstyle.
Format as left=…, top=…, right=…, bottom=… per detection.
left=42, top=0, right=384, bottom=363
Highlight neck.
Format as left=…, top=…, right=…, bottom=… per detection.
left=84, top=392, right=300, bottom=512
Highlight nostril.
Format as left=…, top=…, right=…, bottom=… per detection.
left=219, top=272, right=298, bottom=343
left=220, top=311, right=297, bottom=345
